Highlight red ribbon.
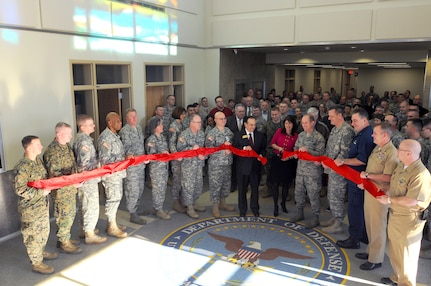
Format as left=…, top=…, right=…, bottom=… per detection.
left=28, top=144, right=267, bottom=190
left=281, top=150, right=382, bottom=198
left=28, top=146, right=381, bottom=199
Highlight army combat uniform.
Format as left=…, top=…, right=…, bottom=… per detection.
left=177, top=128, right=206, bottom=208
left=119, top=124, right=146, bottom=215
left=205, top=126, right=234, bottom=205
left=73, top=132, right=101, bottom=234
left=169, top=120, right=186, bottom=203
left=98, top=128, right=126, bottom=224
left=146, top=133, right=169, bottom=213
left=325, top=122, right=354, bottom=224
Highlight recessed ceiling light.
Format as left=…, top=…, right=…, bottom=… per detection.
left=283, top=48, right=289, bottom=51
left=300, top=51, right=304, bottom=54
left=350, top=46, right=357, bottom=49
left=360, top=49, right=364, bottom=52
left=325, top=47, right=330, bottom=50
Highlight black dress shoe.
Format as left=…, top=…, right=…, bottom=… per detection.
left=281, top=203, right=288, bottom=213
left=380, top=277, right=397, bottom=285
left=240, top=213, right=245, bottom=217
left=360, top=261, right=382, bottom=271
left=336, top=237, right=360, bottom=249
left=253, top=211, right=260, bottom=217
left=274, top=205, right=279, bottom=217
left=355, top=252, right=369, bottom=260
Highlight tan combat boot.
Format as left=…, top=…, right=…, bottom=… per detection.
left=187, top=205, right=199, bottom=219
left=80, top=227, right=100, bottom=239
left=107, top=221, right=128, bottom=238
left=320, top=217, right=335, bottom=227
left=219, top=198, right=235, bottom=212
left=212, top=204, right=220, bottom=218
left=85, top=230, right=108, bottom=245
left=193, top=202, right=206, bottom=212
left=156, top=210, right=171, bottom=220
left=32, top=262, right=54, bottom=275
left=173, top=199, right=186, bottom=213
left=59, top=240, right=83, bottom=254
left=288, top=209, right=305, bottom=222
left=305, top=215, right=320, bottom=228
left=321, top=219, right=343, bottom=234
left=42, top=251, right=58, bottom=260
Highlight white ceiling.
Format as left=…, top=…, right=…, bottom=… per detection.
left=226, top=41, right=431, bottom=69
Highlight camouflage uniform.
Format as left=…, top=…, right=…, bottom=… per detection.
left=73, top=132, right=101, bottom=233
left=119, top=124, right=146, bottom=214
left=390, top=130, right=405, bottom=149
left=98, top=128, right=126, bottom=223
left=205, top=126, right=234, bottom=204
left=14, top=156, right=49, bottom=265
left=182, top=116, right=191, bottom=130
left=43, top=140, right=78, bottom=243
left=146, top=134, right=169, bottom=210
left=255, top=116, right=266, bottom=133
left=177, top=128, right=205, bottom=207
left=325, top=122, right=355, bottom=220
left=169, top=120, right=185, bottom=200
left=163, top=105, right=174, bottom=135
left=294, top=129, right=326, bottom=216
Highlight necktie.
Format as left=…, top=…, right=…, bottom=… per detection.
left=238, top=119, right=242, bottom=130
left=248, top=133, right=254, bottom=147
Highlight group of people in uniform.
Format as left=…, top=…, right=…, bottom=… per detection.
left=13, top=90, right=431, bottom=285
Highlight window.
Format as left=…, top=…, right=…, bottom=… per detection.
left=71, top=61, right=132, bottom=138
left=144, top=64, right=184, bottom=122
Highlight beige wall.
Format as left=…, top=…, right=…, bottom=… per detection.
left=211, top=0, right=431, bottom=46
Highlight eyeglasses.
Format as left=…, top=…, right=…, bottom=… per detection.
left=398, top=149, right=410, bottom=152
left=191, top=121, right=202, bottom=124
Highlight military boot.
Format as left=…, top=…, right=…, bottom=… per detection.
left=193, top=203, right=206, bottom=212
left=80, top=228, right=100, bottom=239
left=107, top=222, right=128, bottom=238
left=32, top=262, right=54, bottom=275
left=85, top=230, right=108, bottom=245
left=321, top=219, right=343, bottom=234
left=305, top=215, right=320, bottom=228
left=219, top=198, right=235, bottom=212
left=212, top=204, right=220, bottom=218
left=59, top=240, right=83, bottom=254
left=187, top=205, right=199, bottom=219
left=156, top=210, right=171, bottom=220
left=42, top=251, right=58, bottom=260
left=173, top=199, right=186, bottom=213
left=320, top=217, right=336, bottom=227
left=130, top=212, right=147, bottom=225
left=56, top=239, right=80, bottom=248
left=289, top=209, right=304, bottom=222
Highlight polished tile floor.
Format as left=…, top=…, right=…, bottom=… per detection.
left=1, top=177, right=430, bottom=286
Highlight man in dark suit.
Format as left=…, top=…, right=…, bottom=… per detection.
left=226, top=103, right=246, bottom=191
left=226, top=103, right=245, bottom=133
left=232, top=116, right=266, bottom=216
